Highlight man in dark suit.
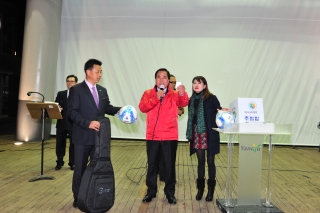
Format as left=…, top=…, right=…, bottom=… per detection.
left=54, top=74, right=78, bottom=170
left=67, top=59, right=122, bottom=208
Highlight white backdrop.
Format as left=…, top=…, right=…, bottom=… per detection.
left=52, top=0, right=320, bottom=146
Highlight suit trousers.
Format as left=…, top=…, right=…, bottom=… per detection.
left=146, top=140, right=178, bottom=196
left=72, top=144, right=95, bottom=199
left=56, top=128, right=74, bottom=165
left=158, top=154, right=165, bottom=179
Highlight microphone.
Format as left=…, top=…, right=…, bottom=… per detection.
left=159, top=84, right=164, bottom=104
left=27, top=91, right=45, bottom=102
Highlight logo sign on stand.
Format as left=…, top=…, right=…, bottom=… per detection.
left=229, top=98, right=264, bottom=123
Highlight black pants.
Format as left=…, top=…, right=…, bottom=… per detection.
left=159, top=150, right=177, bottom=181
left=146, top=140, right=177, bottom=196
left=158, top=154, right=165, bottom=179
left=72, top=144, right=95, bottom=199
left=56, top=127, right=74, bottom=165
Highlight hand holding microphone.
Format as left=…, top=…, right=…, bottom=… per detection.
left=157, top=84, right=165, bottom=103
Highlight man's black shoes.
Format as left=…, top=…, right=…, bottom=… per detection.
left=142, top=194, right=176, bottom=204
left=55, top=162, right=64, bottom=170
left=68, top=163, right=74, bottom=170
left=55, top=162, right=74, bottom=170
left=142, top=194, right=156, bottom=202
left=166, top=195, right=177, bottom=204
left=72, top=199, right=78, bottom=208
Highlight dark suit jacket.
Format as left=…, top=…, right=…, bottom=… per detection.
left=55, top=90, right=70, bottom=130
left=67, top=81, right=121, bottom=146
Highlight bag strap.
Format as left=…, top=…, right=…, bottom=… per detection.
left=94, top=117, right=111, bottom=159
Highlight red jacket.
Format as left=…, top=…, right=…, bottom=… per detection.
left=139, top=86, right=189, bottom=141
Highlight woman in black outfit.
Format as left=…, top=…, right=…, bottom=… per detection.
left=186, top=76, right=228, bottom=201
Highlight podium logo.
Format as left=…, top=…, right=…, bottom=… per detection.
left=248, top=102, right=257, bottom=110
left=241, top=143, right=262, bottom=153
left=98, top=187, right=111, bottom=194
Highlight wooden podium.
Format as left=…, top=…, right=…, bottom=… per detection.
left=26, top=102, right=62, bottom=182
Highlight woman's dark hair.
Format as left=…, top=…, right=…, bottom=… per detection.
left=155, top=68, right=170, bottom=79
left=192, top=76, right=211, bottom=100
left=84, top=59, right=102, bottom=73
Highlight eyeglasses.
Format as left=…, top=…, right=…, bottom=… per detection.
left=169, top=81, right=176, bottom=84
left=66, top=80, right=75, bottom=83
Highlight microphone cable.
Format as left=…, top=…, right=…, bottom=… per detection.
left=151, top=103, right=162, bottom=141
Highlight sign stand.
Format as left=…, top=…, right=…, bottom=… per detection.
left=26, top=102, right=62, bottom=182
left=215, top=123, right=289, bottom=213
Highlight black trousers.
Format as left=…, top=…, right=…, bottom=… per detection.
left=146, top=140, right=177, bottom=196
left=72, top=144, right=95, bottom=199
left=158, top=154, right=165, bottom=179
left=56, top=127, right=74, bottom=165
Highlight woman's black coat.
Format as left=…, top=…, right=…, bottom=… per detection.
left=189, top=94, right=222, bottom=157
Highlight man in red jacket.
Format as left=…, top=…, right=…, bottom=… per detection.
left=139, top=68, right=189, bottom=204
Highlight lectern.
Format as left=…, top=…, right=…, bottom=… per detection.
left=215, top=97, right=290, bottom=213
left=215, top=123, right=290, bottom=213
left=26, top=102, right=62, bottom=182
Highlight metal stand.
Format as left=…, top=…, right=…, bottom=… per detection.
left=216, top=123, right=284, bottom=213
left=263, top=135, right=274, bottom=207
left=29, top=108, right=55, bottom=182
left=224, top=134, right=236, bottom=208
left=217, top=134, right=284, bottom=213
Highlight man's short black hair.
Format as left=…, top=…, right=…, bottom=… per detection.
left=66, top=74, right=78, bottom=83
left=155, top=68, right=170, bottom=79
left=84, top=59, right=102, bottom=73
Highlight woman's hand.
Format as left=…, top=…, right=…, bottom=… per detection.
left=218, top=108, right=230, bottom=112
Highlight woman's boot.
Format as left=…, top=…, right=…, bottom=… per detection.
left=205, top=179, right=216, bottom=201
left=196, top=178, right=205, bottom=200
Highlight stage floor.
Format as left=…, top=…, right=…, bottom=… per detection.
left=1, top=134, right=320, bottom=213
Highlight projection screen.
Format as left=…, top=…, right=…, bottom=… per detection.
left=52, top=0, right=320, bottom=146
